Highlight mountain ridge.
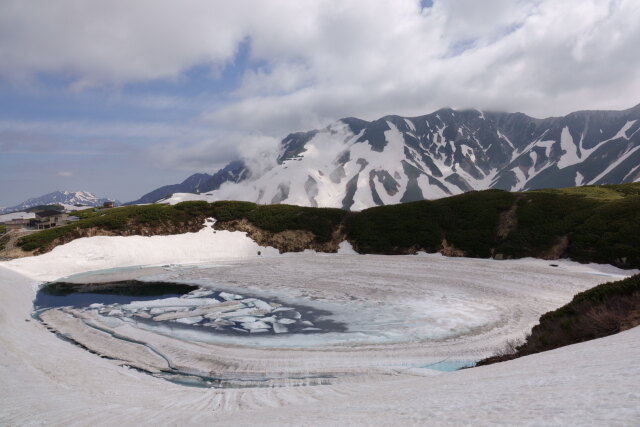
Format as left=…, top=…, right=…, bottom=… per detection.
left=126, top=161, right=248, bottom=205
left=0, top=191, right=118, bottom=214
left=135, top=104, right=640, bottom=209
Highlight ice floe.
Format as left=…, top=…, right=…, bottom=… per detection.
left=36, top=284, right=331, bottom=337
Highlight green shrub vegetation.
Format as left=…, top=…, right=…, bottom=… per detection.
left=346, top=190, right=515, bottom=256
left=349, top=183, right=640, bottom=268
left=0, top=233, right=8, bottom=251
left=15, top=182, right=640, bottom=268
left=552, top=274, right=640, bottom=316
left=17, top=200, right=348, bottom=251
left=206, top=201, right=347, bottom=243
left=0, top=224, right=6, bottom=235
left=496, top=184, right=640, bottom=266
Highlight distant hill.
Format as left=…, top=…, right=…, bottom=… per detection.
left=0, top=191, right=118, bottom=214
left=126, top=161, right=248, bottom=205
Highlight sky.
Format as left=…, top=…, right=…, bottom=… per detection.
left=1, top=0, right=640, bottom=206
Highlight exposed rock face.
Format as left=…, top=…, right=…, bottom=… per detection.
left=213, top=219, right=346, bottom=253
left=439, top=239, right=465, bottom=257
left=496, top=199, right=520, bottom=239
left=540, top=235, right=570, bottom=260
left=0, top=231, right=36, bottom=259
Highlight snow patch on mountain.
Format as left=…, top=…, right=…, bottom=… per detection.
left=158, top=104, right=640, bottom=210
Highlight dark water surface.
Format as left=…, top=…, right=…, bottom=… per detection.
left=34, top=280, right=198, bottom=309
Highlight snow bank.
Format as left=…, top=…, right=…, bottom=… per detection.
left=2, top=219, right=279, bottom=282
left=337, top=241, right=358, bottom=254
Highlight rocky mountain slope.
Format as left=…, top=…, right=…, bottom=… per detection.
left=160, top=104, right=640, bottom=210
left=0, top=191, right=117, bottom=214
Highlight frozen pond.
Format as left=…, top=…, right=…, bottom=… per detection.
left=28, top=253, right=630, bottom=388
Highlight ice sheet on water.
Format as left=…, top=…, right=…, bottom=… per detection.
left=183, top=290, right=215, bottom=299
left=174, top=316, right=204, bottom=325
left=123, top=297, right=221, bottom=309
left=242, top=321, right=270, bottom=330
left=230, top=316, right=260, bottom=323
left=149, top=307, right=190, bottom=314
left=273, top=323, right=288, bottom=334
left=219, top=292, right=242, bottom=301
left=244, top=298, right=273, bottom=311
left=222, top=308, right=264, bottom=317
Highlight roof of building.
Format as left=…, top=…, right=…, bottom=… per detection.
left=5, top=218, right=30, bottom=224
left=35, top=210, right=66, bottom=218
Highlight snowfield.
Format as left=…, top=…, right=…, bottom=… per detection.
left=1, top=226, right=639, bottom=425
left=3, top=219, right=279, bottom=282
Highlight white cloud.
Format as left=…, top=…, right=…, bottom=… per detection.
left=148, top=133, right=280, bottom=173
left=1, top=0, right=639, bottom=136
left=0, top=0, right=247, bottom=86
left=57, top=171, right=73, bottom=177
left=211, top=0, right=640, bottom=131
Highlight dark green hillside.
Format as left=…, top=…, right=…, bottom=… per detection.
left=496, top=185, right=640, bottom=267
left=17, top=201, right=347, bottom=253
left=14, top=182, right=640, bottom=268
left=478, top=274, right=640, bottom=366
left=201, top=201, right=347, bottom=243
left=18, top=203, right=208, bottom=251
left=346, top=190, right=515, bottom=257
left=348, top=183, right=640, bottom=268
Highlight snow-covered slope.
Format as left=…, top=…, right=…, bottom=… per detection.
left=1, top=248, right=638, bottom=424
left=3, top=219, right=278, bottom=282
left=0, top=191, right=118, bottom=214
left=165, top=104, right=640, bottom=209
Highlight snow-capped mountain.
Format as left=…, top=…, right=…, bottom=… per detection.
left=126, top=161, right=248, bottom=205
left=161, top=104, right=640, bottom=210
left=1, top=191, right=118, bottom=214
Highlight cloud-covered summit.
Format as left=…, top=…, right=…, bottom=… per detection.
left=1, top=0, right=639, bottom=205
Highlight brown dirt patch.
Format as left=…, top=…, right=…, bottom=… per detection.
left=215, top=218, right=346, bottom=253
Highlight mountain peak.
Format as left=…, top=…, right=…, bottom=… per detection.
left=129, top=104, right=640, bottom=210
left=160, top=104, right=640, bottom=210
left=1, top=191, right=118, bottom=214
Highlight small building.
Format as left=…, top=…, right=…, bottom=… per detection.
left=4, top=218, right=31, bottom=231
left=34, top=210, right=68, bottom=230
left=103, top=201, right=115, bottom=209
